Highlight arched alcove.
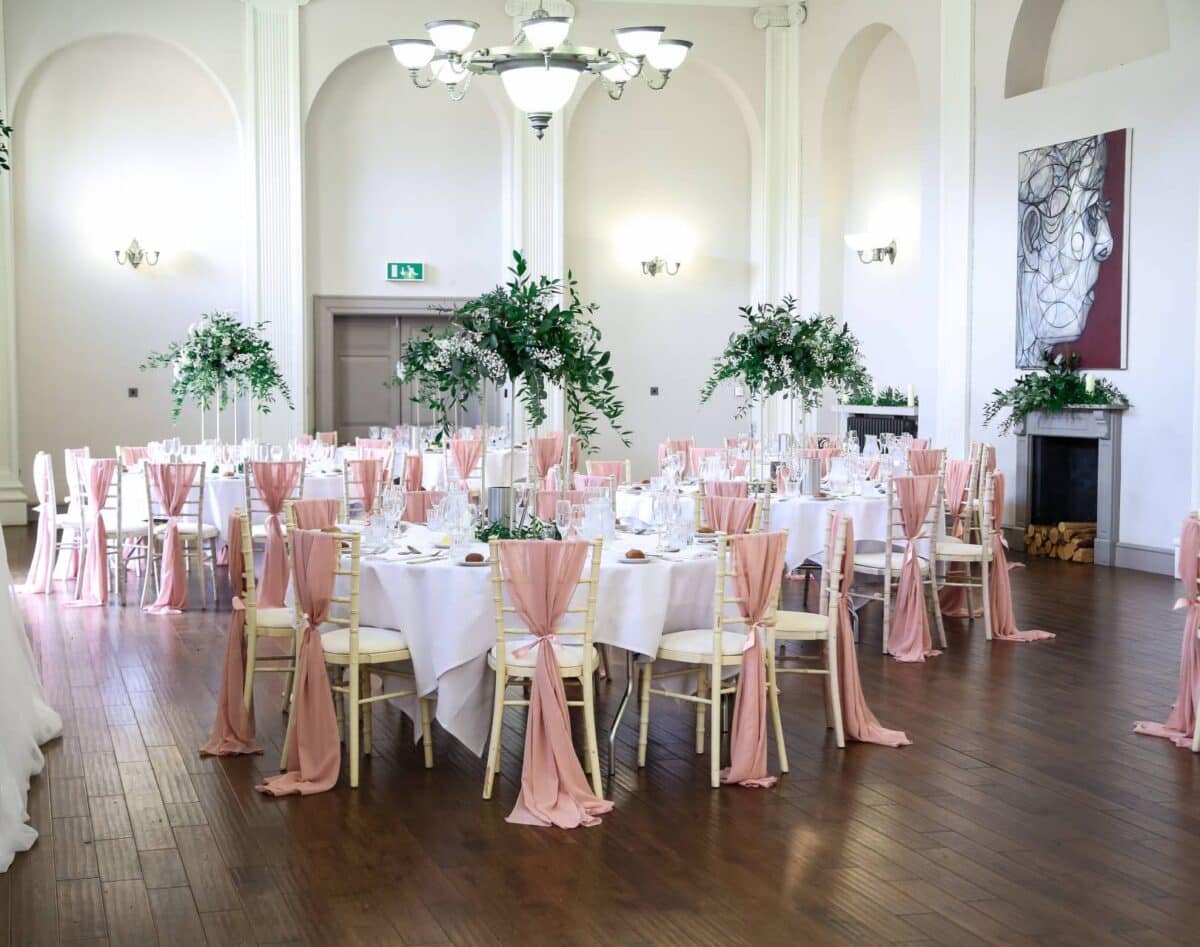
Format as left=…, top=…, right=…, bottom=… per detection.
left=13, top=34, right=243, bottom=493
left=1005, top=0, right=1169, bottom=98
left=305, top=46, right=508, bottom=297
left=564, top=62, right=754, bottom=471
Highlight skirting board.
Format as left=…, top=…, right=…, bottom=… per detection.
left=1004, top=526, right=1173, bottom=576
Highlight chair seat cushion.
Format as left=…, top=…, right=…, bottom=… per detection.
left=154, top=522, right=220, bottom=539
left=320, top=624, right=408, bottom=655
left=775, top=609, right=828, bottom=637
left=936, top=540, right=989, bottom=559
left=657, top=628, right=748, bottom=658
left=489, top=637, right=599, bottom=673
left=256, top=606, right=296, bottom=629
left=853, top=552, right=929, bottom=574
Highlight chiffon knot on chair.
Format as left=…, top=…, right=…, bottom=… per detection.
left=988, top=474, right=1053, bottom=643
left=887, top=475, right=942, bottom=662
left=720, top=532, right=787, bottom=787
left=69, top=458, right=118, bottom=608
left=499, top=540, right=613, bottom=828
left=144, top=462, right=202, bottom=614
left=252, top=461, right=304, bottom=609
left=450, top=436, right=483, bottom=490
left=828, top=514, right=911, bottom=747
left=19, top=452, right=56, bottom=594
left=702, top=495, right=756, bottom=535
left=256, top=529, right=341, bottom=796
left=201, top=514, right=262, bottom=757
left=1134, top=515, right=1200, bottom=747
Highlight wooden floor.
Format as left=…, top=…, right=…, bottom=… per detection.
left=3, top=524, right=1200, bottom=946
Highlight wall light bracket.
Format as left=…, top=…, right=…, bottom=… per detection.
left=115, top=238, right=160, bottom=269
left=641, top=256, right=680, bottom=277
left=844, top=233, right=896, bottom=265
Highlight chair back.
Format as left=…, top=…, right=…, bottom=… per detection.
left=711, top=531, right=788, bottom=647
left=244, top=460, right=306, bottom=525
left=298, top=529, right=363, bottom=659
left=285, top=497, right=344, bottom=531
left=657, top=437, right=694, bottom=474
left=586, top=459, right=631, bottom=485
left=355, top=445, right=395, bottom=481
left=343, top=458, right=385, bottom=520
left=144, top=462, right=205, bottom=533
left=699, top=494, right=761, bottom=535
left=234, top=509, right=265, bottom=637
left=402, top=490, right=446, bottom=524
left=356, top=437, right=389, bottom=450
left=64, top=446, right=91, bottom=503
left=118, top=445, right=148, bottom=467
left=316, top=431, right=338, bottom=446
left=488, top=538, right=602, bottom=679
left=883, top=474, right=942, bottom=573
left=535, top=489, right=588, bottom=522
left=75, top=456, right=123, bottom=532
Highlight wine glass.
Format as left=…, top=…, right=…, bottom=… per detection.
left=555, top=499, right=573, bottom=539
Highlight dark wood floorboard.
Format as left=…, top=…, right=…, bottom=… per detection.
left=5, top=521, right=1200, bottom=945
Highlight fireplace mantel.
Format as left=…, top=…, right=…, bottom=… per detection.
left=1013, top=407, right=1125, bottom=566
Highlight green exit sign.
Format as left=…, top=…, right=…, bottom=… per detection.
left=387, top=261, right=425, bottom=282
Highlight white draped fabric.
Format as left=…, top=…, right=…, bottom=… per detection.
left=1, top=528, right=63, bottom=872
left=419, top=448, right=529, bottom=490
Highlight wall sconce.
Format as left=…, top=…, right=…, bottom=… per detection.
left=114, top=238, right=160, bottom=269
left=844, top=233, right=896, bottom=265
left=641, top=256, right=680, bottom=277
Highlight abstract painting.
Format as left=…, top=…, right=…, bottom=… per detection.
left=1016, top=129, right=1130, bottom=369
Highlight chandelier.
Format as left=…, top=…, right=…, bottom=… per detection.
left=389, top=8, right=692, bottom=139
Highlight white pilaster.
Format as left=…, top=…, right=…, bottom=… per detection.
left=0, top=0, right=26, bottom=523
left=755, top=4, right=805, bottom=440
left=935, top=0, right=975, bottom=456
left=243, top=0, right=307, bottom=443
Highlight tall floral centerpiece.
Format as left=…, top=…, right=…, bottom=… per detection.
left=142, top=312, right=292, bottom=440
left=397, top=251, right=630, bottom=496
left=700, top=297, right=869, bottom=476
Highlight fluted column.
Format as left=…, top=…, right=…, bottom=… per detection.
left=936, top=0, right=975, bottom=456
left=0, top=0, right=25, bottom=523
left=243, top=0, right=307, bottom=443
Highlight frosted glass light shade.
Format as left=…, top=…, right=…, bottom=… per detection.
left=845, top=233, right=890, bottom=252
left=389, top=39, right=435, bottom=70
left=425, top=19, right=479, bottom=53
left=601, top=63, right=631, bottom=84
left=497, top=60, right=586, bottom=114
left=646, top=39, right=692, bottom=72
left=431, top=56, right=470, bottom=85
left=522, top=16, right=570, bottom=51
left=613, top=26, right=665, bottom=58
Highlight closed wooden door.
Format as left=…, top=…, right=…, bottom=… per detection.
left=332, top=317, right=401, bottom=442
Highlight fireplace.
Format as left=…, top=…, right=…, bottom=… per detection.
left=1013, top=407, right=1123, bottom=566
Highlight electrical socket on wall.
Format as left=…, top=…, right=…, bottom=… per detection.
left=650, top=386, right=659, bottom=396
left=127, top=387, right=139, bottom=398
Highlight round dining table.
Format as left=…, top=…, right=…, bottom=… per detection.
left=419, top=447, right=529, bottom=491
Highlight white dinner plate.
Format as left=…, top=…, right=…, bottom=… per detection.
left=454, top=558, right=490, bottom=567
left=619, top=556, right=653, bottom=565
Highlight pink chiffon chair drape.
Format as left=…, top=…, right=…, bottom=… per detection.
left=498, top=540, right=613, bottom=827
left=250, top=461, right=303, bottom=610
left=729, top=457, right=749, bottom=478
left=349, top=458, right=383, bottom=517
left=449, top=437, right=484, bottom=489
left=535, top=490, right=588, bottom=522
left=120, top=446, right=148, bottom=466
left=721, top=532, right=787, bottom=787
left=911, top=438, right=930, bottom=449
left=827, top=513, right=911, bottom=747
left=689, top=447, right=722, bottom=473
left=658, top=438, right=693, bottom=475
left=291, top=498, right=341, bottom=530
left=907, top=449, right=942, bottom=475
left=939, top=459, right=981, bottom=618
left=20, top=452, right=56, bottom=594
left=574, top=474, right=610, bottom=490
left=887, top=475, right=941, bottom=662
left=705, top=480, right=749, bottom=499
left=144, top=462, right=202, bottom=614
left=530, top=434, right=562, bottom=482
left=316, top=431, right=337, bottom=446
left=257, top=529, right=340, bottom=796
left=402, top=453, right=423, bottom=491
left=296, top=434, right=313, bottom=447
left=355, top=437, right=389, bottom=450
left=1135, top=515, right=1200, bottom=747
left=68, top=458, right=118, bottom=608
left=201, top=513, right=262, bottom=757
left=988, top=473, right=1053, bottom=643
left=403, top=490, right=446, bottom=524
left=588, top=461, right=626, bottom=484
left=55, top=447, right=91, bottom=581
left=702, top=495, right=756, bottom=535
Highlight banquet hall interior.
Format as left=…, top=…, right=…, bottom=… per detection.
left=2, top=0, right=1200, bottom=943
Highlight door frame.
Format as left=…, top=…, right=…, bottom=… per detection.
left=312, top=295, right=467, bottom=434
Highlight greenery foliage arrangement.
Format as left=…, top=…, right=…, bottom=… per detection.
left=396, top=251, right=630, bottom=451
left=141, top=311, right=293, bottom=421
left=847, top=384, right=916, bottom=407
left=700, top=297, right=870, bottom=417
left=982, top=351, right=1129, bottom=435
left=473, top=518, right=558, bottom=542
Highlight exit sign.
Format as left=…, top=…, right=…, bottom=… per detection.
left=387, top=261, right=424, bottom=282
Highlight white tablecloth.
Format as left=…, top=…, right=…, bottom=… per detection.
left=615, top=486, right=890, bottom=567
left=356, top=525, right=714, bottom=754
left=120, top=471, right=344, bottom=548
left=420, top=448, right=529, bottom=490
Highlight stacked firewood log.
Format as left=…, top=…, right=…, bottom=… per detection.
left=1024, top=521, right=1096, bottom=562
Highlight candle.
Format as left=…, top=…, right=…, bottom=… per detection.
left=871, top=383, right=880, bottom=402
left=906, top=384, right=915, bottom=407
left=1085, top=372, right=1096, bottom=395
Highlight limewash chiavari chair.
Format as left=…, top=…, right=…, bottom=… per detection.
left=142, top=463, right=219, bottom=607
left=484, top=537, right=604, bottom=800
left=279, top=529, right=433, bottom=788
left=935, top=471, right=996, bottom=639
left=637, top=531, right=788, bottom=788
left=40, top=452, right=83, bottom=590
left=232, top=510, right=298, bottom=713
left=116, top=445, right=148, bottom=466
left=342, top=458, right=385, bottom=522
left=694, top=486, right=762, bottom=535
left=58, top=446, right=91, bottom=586
left=315, top=431, right=338, bottom=447
left=243, top=459, right=306, bottom=546
left=73, top=455, right=148, bottom=604
left=772, top=513, right=847, bottom=756
left=586, top=459, right=632, bottom=485
left=852, top=474, right=947, bottom=654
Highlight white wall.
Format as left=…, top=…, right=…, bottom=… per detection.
left=1044, top=0, right=1170, bottom=90
left=972, top=0, right=1200, bottom=552
left=12, top=33, right=242, bottom=492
